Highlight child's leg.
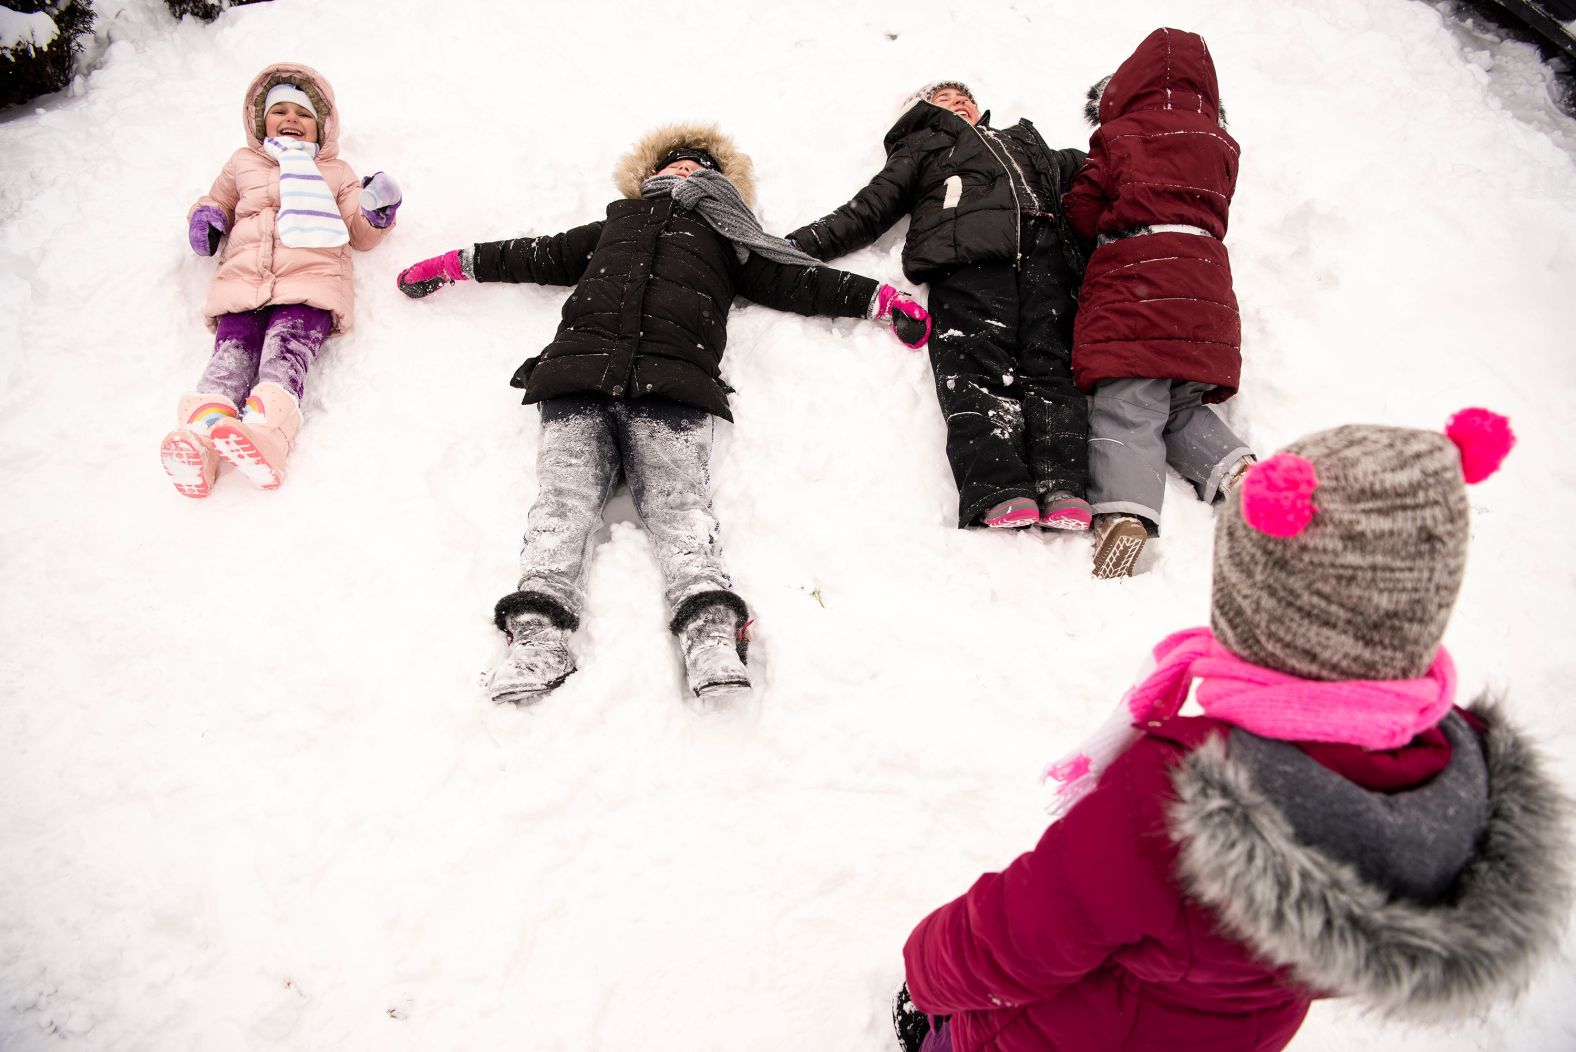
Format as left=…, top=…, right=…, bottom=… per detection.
left=1161, top=382, right=1254, bottom=504
left=253, top=304, right=334, bottom=402
left=616, top=398, right=735, bottom=615
left=926, top=263, right=1037, bottom=528
left=197, top=309, right=269, bottom=405
left=616, top=398, right=750, bottom=700
left=1015, top=219, right=1089, bottom=509
left=510, top=395, right=622, bottom=624
left=1087, top=377, right=1172, bottom=531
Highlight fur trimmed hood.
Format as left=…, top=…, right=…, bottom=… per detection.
left=613, top=122, right=757, bottom=208
left=1168, top=699, right=1573, bottom=1020
left=243, top=63, right=339, bottom=159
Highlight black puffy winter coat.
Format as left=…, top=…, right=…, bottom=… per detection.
left=475, top=196, right=879, bottom=421
left=787, top=102, right=1088, bottom=283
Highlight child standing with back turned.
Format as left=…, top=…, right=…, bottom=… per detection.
left=893, top=409, right=1571, bottom=1052
left=159, top=62, right=401, bottom=497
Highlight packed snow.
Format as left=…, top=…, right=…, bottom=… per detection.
left=1, top=0, right=1573, bottom=1049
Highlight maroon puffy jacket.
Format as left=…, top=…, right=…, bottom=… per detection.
left=902, top=703, right=1568, bottom=1052
left=1062, top=28, right=1242, bottom=400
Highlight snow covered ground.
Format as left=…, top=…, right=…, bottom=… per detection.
left=1, top=0, right=1573, bottom=1048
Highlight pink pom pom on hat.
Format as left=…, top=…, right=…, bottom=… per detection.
left=1445, top=407, right=1515, bottom=484
left=1240, top=453, right=1319, bottom=537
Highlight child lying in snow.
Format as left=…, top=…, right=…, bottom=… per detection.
left=1062, top=29, right=1256, bottom=578
left=789, top=81, right=1093, bottom=533
left=160, top=62, right=400, bottom=497
left=396, top=122, right=930, bottom=705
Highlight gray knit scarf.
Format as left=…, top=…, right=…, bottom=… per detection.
left=641, top=169, right=820, bottom=266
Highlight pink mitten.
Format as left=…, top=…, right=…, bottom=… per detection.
left=396, top=249, right=466, bottom=298
left=872, top=284, right=932, bottom=349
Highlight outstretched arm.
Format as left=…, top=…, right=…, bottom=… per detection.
left=785, top=142, right=920, bottom=262
left=397, top=222, right=604, bottom=298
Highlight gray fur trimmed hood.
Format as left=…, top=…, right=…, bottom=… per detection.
left=613, top=122, right=757, bottom=208
left=1168, top=698, right=1572, bottom=1019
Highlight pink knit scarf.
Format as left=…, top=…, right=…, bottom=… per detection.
left=1042, top=627, right=1456, bottom=817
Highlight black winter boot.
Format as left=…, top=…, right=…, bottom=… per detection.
left=672, top=592, right=750, bottom=703
left=487, top=593, right=578, bottom=705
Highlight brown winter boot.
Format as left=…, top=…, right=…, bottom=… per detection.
left=1092, top=514, right=1148, bottom=579
left=159, top=392, right=237, bottom=499
left=210, top=382, right=302, bottom=489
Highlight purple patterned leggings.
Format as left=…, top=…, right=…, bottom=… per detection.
left=198, top=304, right=333, bottom=405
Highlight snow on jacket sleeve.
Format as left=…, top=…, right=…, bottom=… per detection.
left=785, top=141, right=920, bottom=262
left=734, top=255, right=880, bottom=320
left=471, top=222, right=604, bottom=287
left=1060, top=131, right=1111, bottom=247
left=903, top=735, right=1183, bottom=1015
left=191, top=153, right=241, bottom=230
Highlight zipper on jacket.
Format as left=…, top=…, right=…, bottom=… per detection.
left=971, top=123, right=1025, bottom=268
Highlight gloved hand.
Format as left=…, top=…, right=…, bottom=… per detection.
left=892, top=983, right=946, bottom=1052
left=872, top=283, right=932, bottom=349
left=359, top=171, right=402, bottom=229
left=188, top=205, right=226, bottom=256
left=396, top=249, right=468, bottom=298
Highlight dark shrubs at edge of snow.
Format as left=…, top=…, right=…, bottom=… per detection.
left=1, top=0, right=274, bottom=111
left=0, top=0, right=95, bottom=110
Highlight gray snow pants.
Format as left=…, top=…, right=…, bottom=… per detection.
left=512, top=394, right=735, bottom=624
left=1087, top=378, right=1251, bottom=533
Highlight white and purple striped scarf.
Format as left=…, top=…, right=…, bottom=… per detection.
left=263, top=136, right=350, bottom=249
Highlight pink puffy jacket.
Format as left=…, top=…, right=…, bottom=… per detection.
left=191, top=63, right=391, bottom=335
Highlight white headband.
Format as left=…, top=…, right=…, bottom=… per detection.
left=264, top=83, right=317, bottom=120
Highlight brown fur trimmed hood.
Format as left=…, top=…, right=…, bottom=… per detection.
left=613, top=122, right=757, bottom=207
left=1168, top=698, right=1573, bottom=1020
left=243, top=63, right=339, bottom=158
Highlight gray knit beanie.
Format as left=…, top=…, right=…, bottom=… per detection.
left=1211, top=413, right=1513, bottom=681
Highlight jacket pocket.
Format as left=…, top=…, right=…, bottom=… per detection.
left=942, top=175, right=962, bottom=210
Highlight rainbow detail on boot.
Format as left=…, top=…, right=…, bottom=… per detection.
left=186, top=401, right=239, bottom=431
left=242, top=394, right=267, bottom=422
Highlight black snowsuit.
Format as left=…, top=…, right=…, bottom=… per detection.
left=789, top=102, right=1090, bottom=527
left=475, top=196, right=879, bottom=422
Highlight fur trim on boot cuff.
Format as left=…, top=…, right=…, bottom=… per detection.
left=614, top=122, right=757, bottom=207
left=669, top=589, right=750, bottom=659
left=493, top=590, right=579, bottom=634
left=1167, top=695, right=1574, bottom=1020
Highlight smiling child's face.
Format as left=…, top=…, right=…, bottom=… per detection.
left=265, top=102, right=318, bottom=143
left=929, top=87, right=980, bottom=125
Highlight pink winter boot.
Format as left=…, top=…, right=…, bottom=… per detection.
left=159, top=393, right=237, bottom=499
left=209, top=382, right=302, bottom=489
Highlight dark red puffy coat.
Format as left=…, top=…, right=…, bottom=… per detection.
left=1062, top=28, right=1242, bottom=400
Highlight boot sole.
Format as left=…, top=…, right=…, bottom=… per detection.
left=160, top=432, right=213, bottom=499
left=692, top=678, right=752, bottom=706
left=210, top=422, right=284, bottom=489
left=491, top=668, right=575, bottom=706
left=1092, top=525, right=1147, bottom=579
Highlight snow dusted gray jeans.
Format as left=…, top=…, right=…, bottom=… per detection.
left=513, top=394, right=735, bottom=624
left=1087, top=377, right=1252, bottom=533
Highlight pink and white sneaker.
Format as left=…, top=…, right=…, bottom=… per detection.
left=981, top=496, right=1039, bottom=528
left=159, top=392, right=236, bottom=499
left=209, top=382, right=302, bottom=490
left=1039, top=492, right=1093, bottom=531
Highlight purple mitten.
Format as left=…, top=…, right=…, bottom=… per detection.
left=359, top=172, right=402, bottom=229
left=872, top=283, right=933, bottom=349
left=396, top=249, right=467, bottom=298
left=188, top=205, right=226, bottom=256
